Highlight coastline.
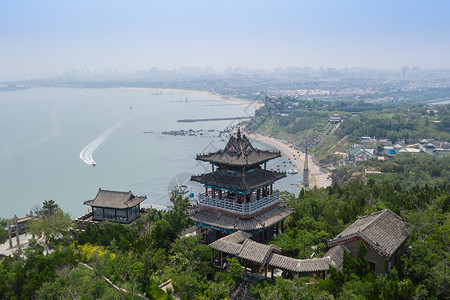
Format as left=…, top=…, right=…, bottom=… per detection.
left=245, top=130, right=332, bottom=189
left=123, top=87, right=263, bottom=109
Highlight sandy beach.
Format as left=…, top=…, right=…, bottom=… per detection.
left=245, top=131, right=332, bottom=189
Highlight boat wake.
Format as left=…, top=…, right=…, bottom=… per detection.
left=79, top=121, right=123, bottom=165
left=79, top=104, right=167, bottom=166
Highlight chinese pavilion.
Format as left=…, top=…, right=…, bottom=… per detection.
left=189, top=129, right=293, bottom=244
left=84, top=188, right=146, bottom=224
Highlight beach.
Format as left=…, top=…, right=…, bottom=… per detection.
left=245, top=130, right=332, bottom=189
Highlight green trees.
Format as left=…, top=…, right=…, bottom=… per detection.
left=0, top=218, right=8, bottom=244
left=0, top=241, right=78, bottom=299
left=336, top=104, right=450, bottom=142
left=29, top=200, right=73, bottom=244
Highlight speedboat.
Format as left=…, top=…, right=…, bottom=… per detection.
left=92, top=161, right=96, bottom=166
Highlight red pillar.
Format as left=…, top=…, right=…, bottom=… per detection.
left=264, top=162, right=266, bottom=170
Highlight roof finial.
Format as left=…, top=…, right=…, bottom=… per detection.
left=237, top=127, right=241, bottom=139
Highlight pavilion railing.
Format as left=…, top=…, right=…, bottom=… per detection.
left=198, top=190, right=280, bottom=216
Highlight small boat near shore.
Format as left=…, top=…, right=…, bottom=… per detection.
left=91, top=161, right=96, bottom=166
left=288, top=168, right=298, bottom=174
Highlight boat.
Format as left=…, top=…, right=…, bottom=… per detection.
left=91, top=161, right=96, bottom=166
left=288, top=168, right=298, bottom=174
left=170, top=185, right=188, bottom=202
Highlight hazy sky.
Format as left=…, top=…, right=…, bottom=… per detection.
left=1, top=0, right=450, bottom=80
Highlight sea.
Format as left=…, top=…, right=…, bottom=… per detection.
left=0, top=87, right=302, bottom=219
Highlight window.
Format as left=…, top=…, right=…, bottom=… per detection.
left=369, top=262, right=376, bottom=272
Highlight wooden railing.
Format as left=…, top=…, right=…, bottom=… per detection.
left=198, top=190, right=280, bottom=215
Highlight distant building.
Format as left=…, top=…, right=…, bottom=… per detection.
left=347, top=145, right=374, bottom=163
left=387, top=140, right=450, bottom=157
left=84, top=188, right=146, bottom=224
left=329, top=114, right=344, bottom=124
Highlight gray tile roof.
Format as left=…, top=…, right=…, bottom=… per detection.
left=196, top=130, right=281, bottom=166
left=221, top=230, right=253, bottom=243
left=268, top=254, right=334, bottom=273
left=84, top=188, right=146, bottom=209
left=328, top=209, right=408, bottom=258
left=189, top=205, right=293, bottom=231
left=191, top=169, right=286, bottom=192
left=238, top=239, right=281, bottom=265
left=323, top=245, right=350, bottom=270
left=211, top=232, right=281, bottom=265
left=210, top=239, right=242, bottom=256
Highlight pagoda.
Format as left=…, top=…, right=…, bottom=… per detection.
left=189, top=129, right=293, bottom=244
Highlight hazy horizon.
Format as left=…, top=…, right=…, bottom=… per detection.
left=1, top=0, right=450, bottom=81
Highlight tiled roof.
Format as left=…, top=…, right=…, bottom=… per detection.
left=328, top=209, right=408, bottom=258
left=323, top=245, right=350, bottom=270
left=268, top=254, right=334, bottom=273
left=191, top=169, right=286, bottom=192
left=211, top=232, right=281, bottom=265
left=238, top=239, right=281, bottom=265
left=210, top=239, right=242, bottom=256
left=196, top=130, right=281, bottom=166
left=221, top=230, right=253, bottom=243
left=189, top=205, right=293, bottom=231
left=84, top=188, right=146, bottom=209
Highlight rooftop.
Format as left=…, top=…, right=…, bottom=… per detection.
left=84, top=188, right=146, bottom=209
left=196, top=129, right=281, bottom=166
left=328, top=209, right=408, bottom=258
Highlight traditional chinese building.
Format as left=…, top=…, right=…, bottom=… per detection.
left=83, top=188, right=146, bottom=224
left=210, top=208, right=408, bottom=279
left=189, top=129, right=293, bottom=244
left=328, top=208, right=408, bottom=275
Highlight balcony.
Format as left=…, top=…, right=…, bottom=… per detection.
left=198, top=190, right=280, bottom=216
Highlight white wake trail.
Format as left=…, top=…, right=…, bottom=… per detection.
left=79, top=104, right=167, bottom=166
left=79, top=124, right=118, bottom=165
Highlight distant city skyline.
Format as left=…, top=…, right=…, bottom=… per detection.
left=1, top=0, right=450, bottom=81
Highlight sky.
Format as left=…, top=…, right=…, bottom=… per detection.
left=1, top=0, right=450, bottom=81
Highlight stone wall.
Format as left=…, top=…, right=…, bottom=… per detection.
left=343, top=239, right=387, bottom=275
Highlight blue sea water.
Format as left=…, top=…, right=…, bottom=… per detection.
left=0, top=87, right=302, bottom=219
